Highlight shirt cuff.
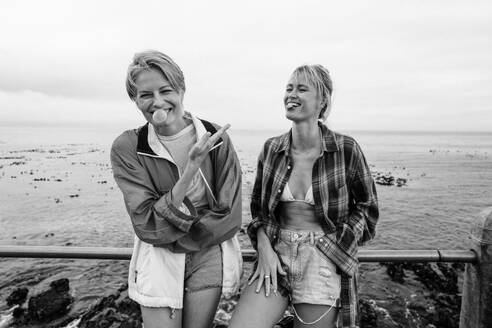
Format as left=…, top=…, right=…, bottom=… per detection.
left=154, top=193, right=199, bottom=232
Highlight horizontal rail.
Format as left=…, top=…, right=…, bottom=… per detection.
left=0, top=246, right=477, bottom=263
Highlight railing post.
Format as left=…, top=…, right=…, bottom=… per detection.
left=460, top=207, right=492, bottom=328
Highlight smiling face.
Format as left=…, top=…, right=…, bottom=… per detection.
left=284, top=74, right=324, bottom=123
left=134, top=68, right=186, bottom=134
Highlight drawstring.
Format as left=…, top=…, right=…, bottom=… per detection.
left=198, top=168, right=217, bottom=204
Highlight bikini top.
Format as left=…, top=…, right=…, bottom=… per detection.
left=279, top=182, right=315, bottom=205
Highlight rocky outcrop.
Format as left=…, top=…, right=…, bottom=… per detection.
left=379, top=262, right=462, bottom=328
left=77, top=285, right=141, bottom=328
left=28, top=278, right=73, bottom=321
left=3, top=278, right=74, bottom=326
left=6, top=288, right=28, bottom=307
left=372, top=172, right=408, bottom=187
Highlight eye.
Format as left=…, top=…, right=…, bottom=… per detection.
left=139, top=93, right=152, bottom=99
left=285, top=87, right=292, bottom=92
left=160, top=88, right=173, bottom=94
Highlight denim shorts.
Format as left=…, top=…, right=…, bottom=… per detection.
left=274, top=228, right=341, bottom=306
left=184, top=244, right=223, bottom=293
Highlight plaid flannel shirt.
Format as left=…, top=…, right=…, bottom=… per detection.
left=247, top=123, right=379, bottom=328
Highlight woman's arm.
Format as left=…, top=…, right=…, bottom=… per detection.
left=178, top=129, right=243, bottom=247
left=246, top=146, right=286, bottom=296
left=110, top=126, right=230, bottom=246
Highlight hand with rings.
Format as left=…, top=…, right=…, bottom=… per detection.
left=248, top=228, right=286, bottom=297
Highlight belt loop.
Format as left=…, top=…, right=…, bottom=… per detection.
left=310, top=232, right=314, bottom=245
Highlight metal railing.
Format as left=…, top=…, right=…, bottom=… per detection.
left=0, top=245, right=477, bottom=263
left=2, top=207, right=491, bottom=327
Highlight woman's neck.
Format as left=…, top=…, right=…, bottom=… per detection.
left=291, top=120, right=321, bottom=152
left=155, top=116, right=190, bottom=136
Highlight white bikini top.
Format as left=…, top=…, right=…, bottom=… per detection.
left=279, top=183, right=315, bottom=205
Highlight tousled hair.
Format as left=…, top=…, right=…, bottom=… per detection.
left=126, top=50, right=185, bottom=101
left=291, top=64, right=333, bottom=121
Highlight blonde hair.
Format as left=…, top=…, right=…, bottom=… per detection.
left=291, top=64, right=333, bottom=121
left=126, top=50, right=185, bottom=101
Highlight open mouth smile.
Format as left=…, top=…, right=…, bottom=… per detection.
left=286, top=102, right=300, bottom=110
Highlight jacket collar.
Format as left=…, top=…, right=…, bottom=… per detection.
left=136, top=111, right=209, bottom=162
left=275, top=122, right=339, bottom=155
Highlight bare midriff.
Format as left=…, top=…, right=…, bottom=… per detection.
left=278, top=201, right=323, bottom=231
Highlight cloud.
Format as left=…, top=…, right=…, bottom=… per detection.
left=0, top=89, right=139, bottom=126
left=0, top=0, right=491, bottom=131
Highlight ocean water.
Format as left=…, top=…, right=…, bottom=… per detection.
left=0, top=124, right=491, bottom=322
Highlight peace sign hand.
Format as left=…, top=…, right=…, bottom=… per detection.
left=188, top=124, right=230, bottom=170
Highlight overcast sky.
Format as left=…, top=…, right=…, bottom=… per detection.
left=0, top=0, right=491, bottom=131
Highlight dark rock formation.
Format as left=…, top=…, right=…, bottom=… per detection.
left=360, top=299, right=378, bottom=328
left=373, top=172, right=408, bottom=187
left=78, top=288, right=142, bottom=328
left=382, top=262, right=406, bottom=283
left=6, top=287, right=29, bottom=306
left=27, top=278, right=74, bottom=321
left=379, top=262, right=462, bottom=328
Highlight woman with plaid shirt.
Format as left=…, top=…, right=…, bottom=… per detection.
left=229, top=65, right=379, bottom=328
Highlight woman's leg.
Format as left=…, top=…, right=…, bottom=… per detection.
left=292, top=303, right=338, bottom=328
left=183, top=286, right=222, bottom=328
left=228, top=283, right=289, bottom=328
left=141, top=306, right=182, bottom=328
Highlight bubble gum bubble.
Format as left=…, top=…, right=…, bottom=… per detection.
left=152, top=110, right=168, bottom=123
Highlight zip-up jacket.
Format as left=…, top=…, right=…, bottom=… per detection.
left=110, top=115, right=242, bottom=252
left=110, top=114, right=243, bottom=307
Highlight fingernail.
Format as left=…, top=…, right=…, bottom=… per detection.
left=255, top=289, right=259, bottom=293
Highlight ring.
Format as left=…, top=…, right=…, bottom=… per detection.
left=264, top=275, right=270, bottom=279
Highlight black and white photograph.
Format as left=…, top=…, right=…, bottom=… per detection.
left=0, top=1, right=491, bottom=327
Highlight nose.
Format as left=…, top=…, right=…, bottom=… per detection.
left=153, top=93, right=165, bottom=109
left=287, top=89, right=298, bottom=100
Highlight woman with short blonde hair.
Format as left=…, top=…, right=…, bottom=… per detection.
left=112, top=50, right=243, bottom=328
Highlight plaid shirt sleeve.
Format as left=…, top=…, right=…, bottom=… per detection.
left=247, top=150, right=265, bottom=250
left=347, top=140, right=379, bottom=246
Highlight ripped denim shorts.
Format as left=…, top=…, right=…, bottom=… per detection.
left=275, top=228, right=341, bottom=306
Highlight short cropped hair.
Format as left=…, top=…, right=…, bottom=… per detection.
left=126, top=50, right=186, bottom=101
left=291, top=65, right=333, bottom=121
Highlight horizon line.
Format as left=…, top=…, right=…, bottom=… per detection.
left=0, top=121, right=491, bottom=135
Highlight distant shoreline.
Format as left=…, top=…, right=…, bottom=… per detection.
left=0, top=123, right=491, bottom=136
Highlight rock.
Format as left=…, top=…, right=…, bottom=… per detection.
left=6, top=287, right=29, bottom=306
left=13, top=307, right=26, bottom=318
left=432, top=293, right=461, bottom=328
left=407, top=300, right=427, bottom=312
left=396, top=178, right=407, bottom=187
left=28, top=278, right=74, bottom=321
left=50, top=278, right=70, bottom=292
left=381, top=262, right=459, bottom=294
left=359, top=299, right=400, bottom=328
left=360, top=299, right=378, bottom=328
left=382, top=263, right=406, bottom=283
left=378, top=262, right=462, bottom=328
left=78, top=290, right=142, bottom=328
left=374, top=174, right=395, bottom=186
